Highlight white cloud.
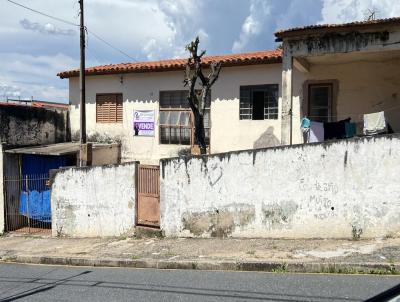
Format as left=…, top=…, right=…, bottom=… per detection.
left=0, top=0, right=334, bottom=102
left=232, top=0, right=272, bottom=52
left=0, top=82, right=21, bottom=99
left=0, top=0, right=325, bottom=102
left=320, top=0, right=400, bottom=24
left=20, top=19, right=76, bottom=36
left=0, top=52, right=77, bottom=102
left=156, top=0, right=204, bottom=58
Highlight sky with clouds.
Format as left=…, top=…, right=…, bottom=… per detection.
left=1, top=0, right=400, bottom=103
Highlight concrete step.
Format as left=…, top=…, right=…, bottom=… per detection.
left=135, top=226, right=163, bottom=238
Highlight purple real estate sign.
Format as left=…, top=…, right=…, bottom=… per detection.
left=133, top=110, right=155, bottom=136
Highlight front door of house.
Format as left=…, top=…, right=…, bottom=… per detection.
left=137, top=164, right=160, bottom=227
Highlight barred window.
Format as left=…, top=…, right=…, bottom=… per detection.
left=96, top=93, right=123, bottom=123
left=159, top=90, right=210, bottom=145
left=240, top=85, right=279, bottom=120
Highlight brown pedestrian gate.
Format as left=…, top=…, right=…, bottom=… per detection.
left=137, top=165, right=160, bottom=227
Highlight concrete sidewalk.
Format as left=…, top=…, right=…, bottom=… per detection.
left=0, top=234, right=399, bottom=274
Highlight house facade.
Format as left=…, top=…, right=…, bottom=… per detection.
left=60, top=51, right=283, bottom=164
left=59, top=17, right=400, bottom=164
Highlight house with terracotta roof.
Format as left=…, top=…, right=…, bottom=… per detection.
left=276, top=17, right=400, bottom=146
left=58, top=17, right=400, bottom=164
left=59, top=50, right=283, bottom=163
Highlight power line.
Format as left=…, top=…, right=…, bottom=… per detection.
left=6, top=0, right=79, bottom=27
left=6, top=0, right=137, bottom=62
left=87, top=30, right=137, bottom=61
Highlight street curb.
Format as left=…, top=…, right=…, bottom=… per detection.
left=0, top=255, right=399, bottom=275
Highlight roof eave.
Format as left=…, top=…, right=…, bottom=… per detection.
left=57, top=57, right=282, bottom=79
left=275, top=19, right=400, bottom=40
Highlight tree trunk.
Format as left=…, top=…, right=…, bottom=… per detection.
left=193, top=110, right=207, bottom=155
left=184, top=38, right=221, bottom=156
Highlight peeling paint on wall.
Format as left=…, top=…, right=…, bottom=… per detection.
left=182, top=204, right=256, bottom=238
left=262, top=200, right=298, bottom=229
left=51, top=162, right=137, bottom=237
left=287, top=30, right=393, bottom=57
left=160, top=135, right=400, bottom=239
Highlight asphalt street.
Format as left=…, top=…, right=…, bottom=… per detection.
left=0, top=263, right=399, bottom=301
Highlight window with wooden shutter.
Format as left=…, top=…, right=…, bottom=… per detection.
left=96, top=93, right=123, bottom=123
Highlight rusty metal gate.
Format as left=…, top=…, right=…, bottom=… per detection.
left=4, top=174, right=52, bottom=234
left=137, top=165, right=160, bottom=227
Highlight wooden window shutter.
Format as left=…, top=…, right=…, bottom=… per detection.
left=96, top=93, right=123, bottom=123
left=116, top=94, right=123, bottom=122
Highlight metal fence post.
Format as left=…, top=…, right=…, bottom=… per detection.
left=25, top=175, right=30, bottom=233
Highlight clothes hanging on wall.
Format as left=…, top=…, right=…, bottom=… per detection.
left=301, top=117, right=311, bottom=143
left=324, top=118, right=351, bottom=140
left=345, top=122, right=357, bottom=138
left=363, top=111, right=386, bottom=135
left=309, top=121, right=324, bottom=143
left=300, top=117, right=311, bottom=129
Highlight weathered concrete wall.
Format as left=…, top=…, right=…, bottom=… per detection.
left=284, top=26, right=400, bottom=57
left=68, top=64, right=282, bottom=164
left=92, top=144, right=121, bottom=166
left=51, top=162, right=137, bottom=237
left=0, top=105, right=70, bottom=147
left=160, top=135, right=400, bottom=239
left=0, top=144, right=4, bottom=234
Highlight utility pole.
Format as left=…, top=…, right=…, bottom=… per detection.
left=79, top=0, right=91, bottom=166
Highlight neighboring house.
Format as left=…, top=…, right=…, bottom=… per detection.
left=0, top=101, right=70, bottom=235
left=0, top=101, right=120, bottom=235
left=0, top=100, right=70, bottom=147
left=58, top=17, right=400, bottom=164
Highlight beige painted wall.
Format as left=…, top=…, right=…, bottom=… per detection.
left=211, top=64, right=282, bottom=153
left=92, top=144, right=121, bottom=166
left=292, top=56, right=400, bottom=144
left=69, top=64, right=283, bottom=163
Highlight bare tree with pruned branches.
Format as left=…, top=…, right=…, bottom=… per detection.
left=184, top=37, right=222, bottom=155
left=364, top=8, right=379, bottom=21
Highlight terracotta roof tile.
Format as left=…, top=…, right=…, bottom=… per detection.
left=275, top=17, right=400, bottom=39
left=58, top=49, right=282, bottom=79
left=0, top=101, right=69, bottom=109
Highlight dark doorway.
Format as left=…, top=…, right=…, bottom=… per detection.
left=252, top=91, right=265, bottom=120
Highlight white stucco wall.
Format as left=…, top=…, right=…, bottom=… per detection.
left=0, top=144, right=4, bottom=235
left=51, top=162, right=137, bottom=237
left=69, top=64, right=283, bottom=164
left=160, top=135, right=400, bottom=239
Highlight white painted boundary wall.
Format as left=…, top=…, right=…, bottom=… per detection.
left=51, top=162, right=137, bottom=237
left=160, top=135, right=400, bottom=239
left=0, top=144, right=4, bottom=235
